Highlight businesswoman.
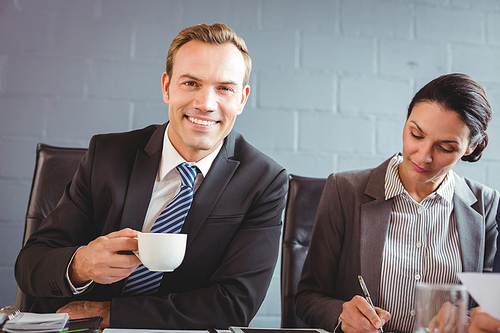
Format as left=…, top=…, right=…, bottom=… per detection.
left=296, top=73, right=499, bottom=333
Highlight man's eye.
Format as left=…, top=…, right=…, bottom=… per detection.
left=184, top=81, right=196, bottom=86
left=220, top=86, right=233, bottom=92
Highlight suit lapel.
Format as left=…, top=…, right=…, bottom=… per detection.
left=451, top=172, right=482, bottom=272
left=119, top=124, right=165, bottom=231
left=360, top=158, right=393, bottom=304
left=181, top=131, right=240, bottom=247
left=113, top=124, right=165, bottom=296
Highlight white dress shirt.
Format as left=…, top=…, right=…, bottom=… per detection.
left=142, top=124, right=221, bottom=232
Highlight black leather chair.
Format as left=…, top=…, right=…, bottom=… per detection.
left=15, top=143, right=87, bottom=311
left=281, top=174, right=327, bottom=328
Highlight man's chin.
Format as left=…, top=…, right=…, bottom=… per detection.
left=185, top=139, right=220, bottom=152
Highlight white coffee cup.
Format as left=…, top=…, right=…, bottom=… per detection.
left=134, top=233, right=187, bottom=272
left=415, top=283, right=468, bottom=333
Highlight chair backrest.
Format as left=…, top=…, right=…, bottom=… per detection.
left=15, top=143, right=87, bottom=311
left=281, top=174, right=326, bottom=328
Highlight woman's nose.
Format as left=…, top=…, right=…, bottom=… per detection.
left=417, top=143, right=433, bottom=163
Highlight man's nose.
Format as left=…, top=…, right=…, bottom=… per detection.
left=193, top=88, right=217, bottom=111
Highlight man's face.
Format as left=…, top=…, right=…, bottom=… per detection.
left=162, top=40, right=250, bottom=162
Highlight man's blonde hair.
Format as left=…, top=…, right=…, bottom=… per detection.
left=166, top=23, right=252, bottom=87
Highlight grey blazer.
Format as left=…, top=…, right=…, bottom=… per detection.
left=296, top=157, right=499, bottom=331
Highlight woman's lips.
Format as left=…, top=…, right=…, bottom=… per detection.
left=412, top=162, right=428, bottom=173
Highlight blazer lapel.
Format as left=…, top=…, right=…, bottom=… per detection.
left=360, top=158, right=393, bottom=304
left=452, top=172, right=482, bottom=272
left=119, top=124, right=165, bottom=231
left=181, top=131, right=240, bottom=248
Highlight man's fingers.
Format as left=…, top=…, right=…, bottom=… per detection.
left=105, top=237, right=139, bottom=252
left=104, top=228, right=139, bottom=239
left=107, top=250, right=141, bottom=269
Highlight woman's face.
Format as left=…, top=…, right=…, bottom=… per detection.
left=399, top=101, right=475, bottom=193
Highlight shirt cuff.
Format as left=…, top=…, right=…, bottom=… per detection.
left=66, top=246, right=94, bottom=294
left=333, top=317, right=342, bottom=333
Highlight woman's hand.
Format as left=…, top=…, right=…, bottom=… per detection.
left=428, top=301, right=462, bottom=333
left=339, top=295, right=391, bottom=333
left=468, top=307, right=500, bottom=333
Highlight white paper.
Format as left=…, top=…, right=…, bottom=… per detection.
left=457, top=272, right=500, bottom=320
left=102, top=328, right=217, bottom=333
left=3, top=312, right=69, bottom=333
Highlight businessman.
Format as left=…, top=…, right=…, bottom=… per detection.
left=15, top=23, right=287, bottom=329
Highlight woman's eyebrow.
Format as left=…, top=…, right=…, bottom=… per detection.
left=411, top=120, right=460, bottom=144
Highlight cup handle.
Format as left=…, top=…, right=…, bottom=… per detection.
left=133, top=236, right=141, bottom=261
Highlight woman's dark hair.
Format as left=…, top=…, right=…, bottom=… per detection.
left=407, top=73, right=491, bottom=162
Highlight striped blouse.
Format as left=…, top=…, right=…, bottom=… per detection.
left=378, top=154, right=462, bottom=333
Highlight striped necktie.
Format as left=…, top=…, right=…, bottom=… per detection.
left=122, top=162, right=198, bottom=296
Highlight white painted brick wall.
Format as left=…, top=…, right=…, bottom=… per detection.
left=452, top=45, right=500, bottom=82
left=339, top=76, right=411, bottom=115
left=416, top=6, right=485, bottom=43
left=260, top=70, right=335, bottom=110
left=487, top=12, right=500, bottom=45
left=379, top=40, right=448, bottom=78
left=302, top=33, right=374, bottom=72
left=1, top=0, right=500, bottom=328
left=341, top=1, right=412, bottom=38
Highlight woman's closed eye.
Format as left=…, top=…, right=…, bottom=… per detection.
left=439, top=145, right=454, bottom=153
left=410, top=131, right=423, bottom=140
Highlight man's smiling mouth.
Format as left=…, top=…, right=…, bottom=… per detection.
left=187, top=116, right=217, bottom=126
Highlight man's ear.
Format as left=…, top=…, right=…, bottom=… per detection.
left=161, top=72, right=170, bottom=104
left=237, top=85, right=250, bottom=115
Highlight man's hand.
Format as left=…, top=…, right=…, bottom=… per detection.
left=339, top=295, right=391, bottom=333
left=57, top=301, right=111, bottom=328
left=469, top=307, right=500, bottom=333
left=70, top=228, right=141, bottom=285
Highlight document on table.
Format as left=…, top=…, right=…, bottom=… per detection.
left=457, top=272, right=500, bottom=320
left=2, top=312, right=69, bottom=333
left=102, top=328, right=230, bottom=333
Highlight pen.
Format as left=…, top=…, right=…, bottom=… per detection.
left=358, top=275, right=384, bottom=333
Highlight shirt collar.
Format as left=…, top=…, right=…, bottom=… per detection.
left=158, top=124, right=222, bottom=181
left=384, top=153, right=454, bottom=204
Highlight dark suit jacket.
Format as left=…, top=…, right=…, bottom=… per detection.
left=296, top=157, right=499, bottom=331
left=15, top=123, right=288, bottom=329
